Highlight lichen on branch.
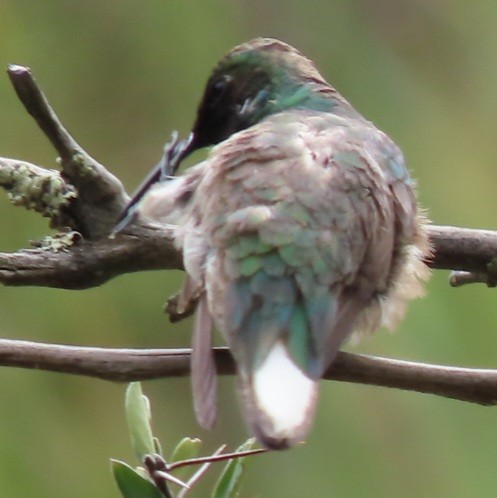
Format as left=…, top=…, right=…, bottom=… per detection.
left=0, top=157, right=77, bottom=227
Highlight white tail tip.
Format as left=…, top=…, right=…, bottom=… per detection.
left=240, top=341, right=318, bottom=449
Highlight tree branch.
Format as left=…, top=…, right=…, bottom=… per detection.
left=0, top=338, right=495, bottom=406
left=428, top=225, right=497, bottom=278
left=7, top=64, right=128, bottom=238
left=0, top=223, right=182, bottom=289
left=0, top=224, right=496, bottom=290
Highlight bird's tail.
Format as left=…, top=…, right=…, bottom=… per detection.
left=237, top=341, right=318, bottom=450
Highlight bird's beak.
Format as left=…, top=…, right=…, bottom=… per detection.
left=112, top=132, right=196, bottom=235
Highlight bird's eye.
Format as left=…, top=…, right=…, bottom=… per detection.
left=210, top=75, right=232, bottom=100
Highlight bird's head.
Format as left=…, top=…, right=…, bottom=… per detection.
left=189, top=37, right=336, bottom=149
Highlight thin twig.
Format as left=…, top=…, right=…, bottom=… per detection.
left=7, top=64, right=81, bottom=163
left=449, top=271, right=494, bottom=287
left=178, top=445, right=227, bottom=498
left=0, top=338, right=496, bottom=406
left=154, top=471, right=190, bottom=490
left=168, top=447, right=267, bottom=471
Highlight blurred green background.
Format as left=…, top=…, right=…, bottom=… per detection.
left=1, top=1, right=497, bottom=496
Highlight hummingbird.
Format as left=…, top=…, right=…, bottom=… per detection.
left=115, top=38, right=430, bottom=449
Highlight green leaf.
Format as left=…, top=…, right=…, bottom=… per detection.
left=211, top=439, right=256, bottom=498
left=170, top=437, right=202, bottom=463
left=153, top=437, right=163, bottom=456
left=170, top=437, right=203, bottom=481
left=111, top=460, right=164, bottom=498
left=125, top=382, right=156, bottom=460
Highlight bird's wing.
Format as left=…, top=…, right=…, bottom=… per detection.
left=191, top=291, right=217, bottom=430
